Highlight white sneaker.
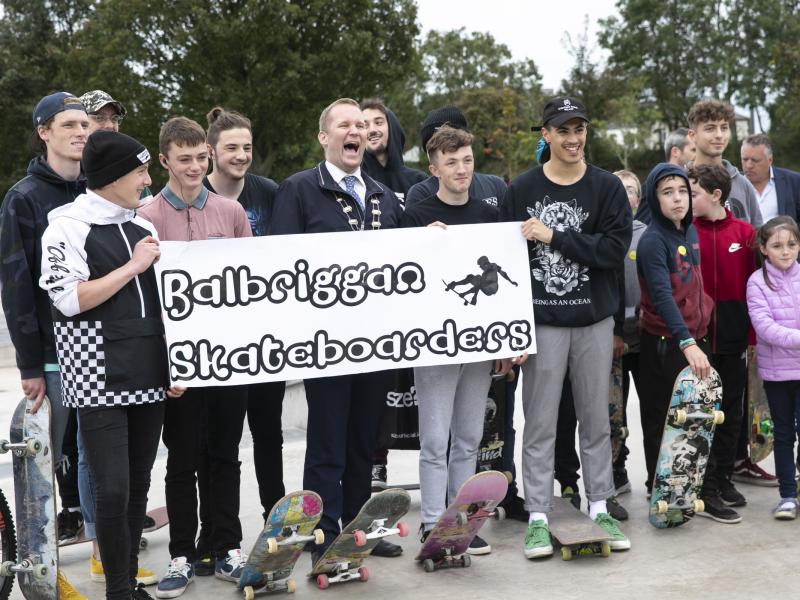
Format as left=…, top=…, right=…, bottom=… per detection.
left=214, top=548, right=247, bottom=582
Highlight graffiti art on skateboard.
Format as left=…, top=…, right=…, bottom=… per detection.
left=0, top=397, right=58, bottom=599
left=549, top=497, right=612, bottom=560
left=747, top=352, right=774, bottom=465
left=310, top=488, right=410, bottom=589
left=609, top=356, right=628, bottom=463
left=59, top=506, right=168, bottom=551
left=649, top=367, right=724, bottom=529
left=240, top=491, right=323, bottom=598
left=416, top=470, right=508, bottom=572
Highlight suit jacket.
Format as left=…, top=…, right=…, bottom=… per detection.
left=773, top=166, right=800, bottom=220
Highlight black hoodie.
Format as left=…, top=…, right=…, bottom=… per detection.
left=636, top=163, right=713, bottom=343
left=0, top=157, right=86, bottom=378
left=361, top=108, right=426, bottom=203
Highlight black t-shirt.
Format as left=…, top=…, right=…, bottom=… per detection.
left=405, top=172, right=506, bottom=210
left=204, top=172, right=278, bottom=236
left=400, top=194, right=498, bottom=228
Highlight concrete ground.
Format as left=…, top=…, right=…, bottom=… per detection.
left=0, top=352, right=798, bottom=599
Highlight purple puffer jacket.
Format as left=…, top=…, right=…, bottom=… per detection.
left=746, top=260, right=800, bottom=381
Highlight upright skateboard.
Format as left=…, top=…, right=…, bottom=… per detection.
left=746, top=353, right=774, bottom=464
left=549, top=496, right=612, bottom=560
left=310, top=488, right=410, bottom=589
left=59, top=506, right=168, bottom=550
left=649, top=367, right=724, bottom=529
left=416, top=470, right=507, bottom=572
left=609, top=356, right=628, bottom=463
left=0, top=397, right=58, bottom=598
left=240, top=491, right=323, bottom=598
left=476, top=371, right=513, bottom=474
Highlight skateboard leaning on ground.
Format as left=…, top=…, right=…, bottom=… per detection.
left=310, top=488, right=410, bottom=589
left=0, top=397, right=58, bottom=599
left=649, top=367, right=724, bottom=529
left=239, top=491, right=323, bottom=598
left=416, top=470, right=507, bottom=572
left=549, top=496, right=612, bottom=560
left=476, top=370, right=514, bottom=475
left=609, top=356, right=628, bottom=463
left=747, top=353, right=774, bottom=464
left=59, top=506, right=169, bottom=550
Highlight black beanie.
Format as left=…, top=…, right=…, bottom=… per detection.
left=83, top=130, right=150, bottom=189
left=420, top=106, right=468, bottom=152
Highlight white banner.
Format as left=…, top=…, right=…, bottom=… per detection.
left=155, top=222, right=536, bottom=386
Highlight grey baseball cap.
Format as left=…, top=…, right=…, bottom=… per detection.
left=79, top=90, right=127, bottom=116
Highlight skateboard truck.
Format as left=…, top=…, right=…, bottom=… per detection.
left=0, top=438, right=42, bottom=457
left=316, top=561, right=370, bottom=589
left=422, top=548, right=471, bottom=573
left=0, top=557, right=48, bottom=579
left=266, top=526, right=325, bottom=554
left=672, top=408, right=724, bottom=425
left=455, top=504, right=506, bottom=526
left=243, top=573, right=297, bottom=599
left=359, top=518, right=410, bottom=543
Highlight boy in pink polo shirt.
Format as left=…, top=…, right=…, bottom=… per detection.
left=137, top=117, right=251, bottom=598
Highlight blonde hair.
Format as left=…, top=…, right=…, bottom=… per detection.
left=319, top=98, right=360, bottom=132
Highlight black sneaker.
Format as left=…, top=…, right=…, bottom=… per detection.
left=613, top=469, right=631, bottom=495
left=142, top=514, right=157, bottom=533
left=466, top=535, right=491, bottom=555
left=419, top=525, right=431, bottom=544
left=371, top=464, right=388, bottom=491
left=607, top=496, right=628, bottom=521
left=193, top=552, right=215, bottom=576
left=561, top=485, right=581, bottom=510
left=57, top=508, right=83, bottom=543
left=697, top=495, right=742, bottom=524
left=371, top=539, right=402, bottom=557
left=131, top=582, right=154, bottom=599
left=719, top=479, right=747, bottom=507
left=500, top=496, right=528, bottom=522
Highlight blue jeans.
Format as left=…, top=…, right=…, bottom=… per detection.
left=763, top=380, right=800, bottom=499
left=77, top=412, right=97, bottom=539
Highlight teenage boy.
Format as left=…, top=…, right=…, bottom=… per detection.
left=271, top=98, right=404, bottom=563
left=203, top=106, right=286, bottom=541
left=40, top=129, right=183, bottom=600
left=401, top=126, right=521, bottom=555
left=690, top=163, right=756, bottom=523
left=500, top=96, right=632, bottom=558
left=0, top=91, right=88, bottom=599
left=637, top=163, right=714, bottom=494
left=137, top=117, right=252, bottom=598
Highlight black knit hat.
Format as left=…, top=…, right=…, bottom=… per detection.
left=83, top=130, right=150, bottom=189
left=420, top=106, right=469, bottom=152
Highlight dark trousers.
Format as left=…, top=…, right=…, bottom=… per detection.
left=618, top=352, right=643, bottom=470
left=554, top=375, right=580, bottom=491
left=79, top=401, right=164, bottom=600
left=763, top=380, right=800, bottom=499
left=246, top=382, right=286, bottom=516
left=164, top=385, right=247, bottom=561
left=638, top=332, right=710, bottom=490
left=702, top=352, right=747, bottom=494
left=56, top=408, right=81, bottom=508
left=303, top=371, right=391, bottom=543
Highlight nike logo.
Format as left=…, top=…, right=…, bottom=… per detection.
left=729, top=243, right=742, bottom=252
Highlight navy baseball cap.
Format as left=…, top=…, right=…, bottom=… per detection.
left=532, top=96, right=590, bottom=130
left=32, top=92, right=86, bottom=130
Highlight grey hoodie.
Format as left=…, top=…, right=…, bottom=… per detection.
left=622, top=219, right=647, bottom=351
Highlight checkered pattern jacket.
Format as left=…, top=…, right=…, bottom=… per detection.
left=39, top=191, right=168, bottom=408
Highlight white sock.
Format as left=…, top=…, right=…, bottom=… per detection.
left=529, top=512, right=548, bottom=525
left=589, top=500, right=607, bottom=520
left=68, top=507, right=81, bottom=513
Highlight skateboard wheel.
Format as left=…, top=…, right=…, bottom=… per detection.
left=244, top=586, right=255, bottom=600
left=423, top=559, right=435, bottom=573
left=561, top=547, right=573, bottom=561
left=358, top=566, right=369, bottom=582
left=286, top=578, right=296, bottom=594
left=493, top=506, right=506, bottom=521
left=267, top=537, right=278, bottom=554
left=0, top=561, right=14, bottom=576
left=313, top=529, right=325, bottom=546
left=601, top=543, right=611, bottom=557
left=353, top=530, right=367, bottom=546
left=692, top=499, right=705, bottom=513
left=316, top=574, right=329, bottom=590
left=0, top=440, right=8, bottom=454
left=460, top=555, right=471, bottom=568
left=26, top=438, right=42, bottom=455
left=506, top=370, right=516, bottom=382
left=32, top=564, right=48, bottom=579
left=396, top=522, right=409, bottom=538
left=712, top=410, right=725, bottom=425
left=456, top=511, right=469, bottom=526
left=656, top=500, right=668, bottom=514
left=674, top=409, right=687, bottom=425
left=503, top=470, right=514, bottom=483
left=139, top=537, right=149, bottom=550
left=619, top=426, right=629, bottom=439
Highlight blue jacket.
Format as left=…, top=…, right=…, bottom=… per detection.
left=773, top=166, right=800, bottom=221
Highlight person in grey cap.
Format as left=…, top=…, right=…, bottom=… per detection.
left=81, top=89, right=127, bottom=135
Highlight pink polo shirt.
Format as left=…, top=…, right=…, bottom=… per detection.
left=137, top=186, right=252, bottom=242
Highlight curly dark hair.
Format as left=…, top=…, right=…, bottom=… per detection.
left=687, top=100, right=735, bottom=129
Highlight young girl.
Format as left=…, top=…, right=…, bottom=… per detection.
left=746, top=216, right=800, bottom=519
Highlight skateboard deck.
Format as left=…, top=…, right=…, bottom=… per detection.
left=0, top=397, right=58, bottom=599
left=549, top=496, right=612, bottom=560
left=240, top=491, right=322, bottom=597
left=59, top=506, right=168, bottom=550
left=416, top=470, right=507, bottom=572
left=310, top=488, right=410, bottom=588
left=476, top=371, right=512, bottom=474
left=649, top=367, right=723, bottom=529
left=609, top=356, right=628, bottom=463
left=747, top=354, right=773, bottom=464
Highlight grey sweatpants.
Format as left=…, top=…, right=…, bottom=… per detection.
left=521, top=317, right=615, bottom=513
left=416, top=361, right=493, bottom=526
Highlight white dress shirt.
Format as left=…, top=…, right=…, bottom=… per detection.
left=755, top=167, right=778, bottom=222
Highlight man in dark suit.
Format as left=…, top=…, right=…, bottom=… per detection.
left=741, top=133, right=800, bottom=222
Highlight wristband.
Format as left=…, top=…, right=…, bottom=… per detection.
left=679, top=338, right=696, bottom=350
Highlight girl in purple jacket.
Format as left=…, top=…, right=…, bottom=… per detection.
left=746, top=216, right=800, bottom=519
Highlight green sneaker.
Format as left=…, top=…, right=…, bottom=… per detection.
left=594, top=513, right=631, bottom=550
left=523, top=519, right=553, bottom=559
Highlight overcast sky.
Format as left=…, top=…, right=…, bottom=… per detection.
left=415, top=0, right=620, bottom=92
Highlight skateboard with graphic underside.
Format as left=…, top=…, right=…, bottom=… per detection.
left=747, top=354, right=774, bottom=464
left=609, top=356, right=628, bottom=463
